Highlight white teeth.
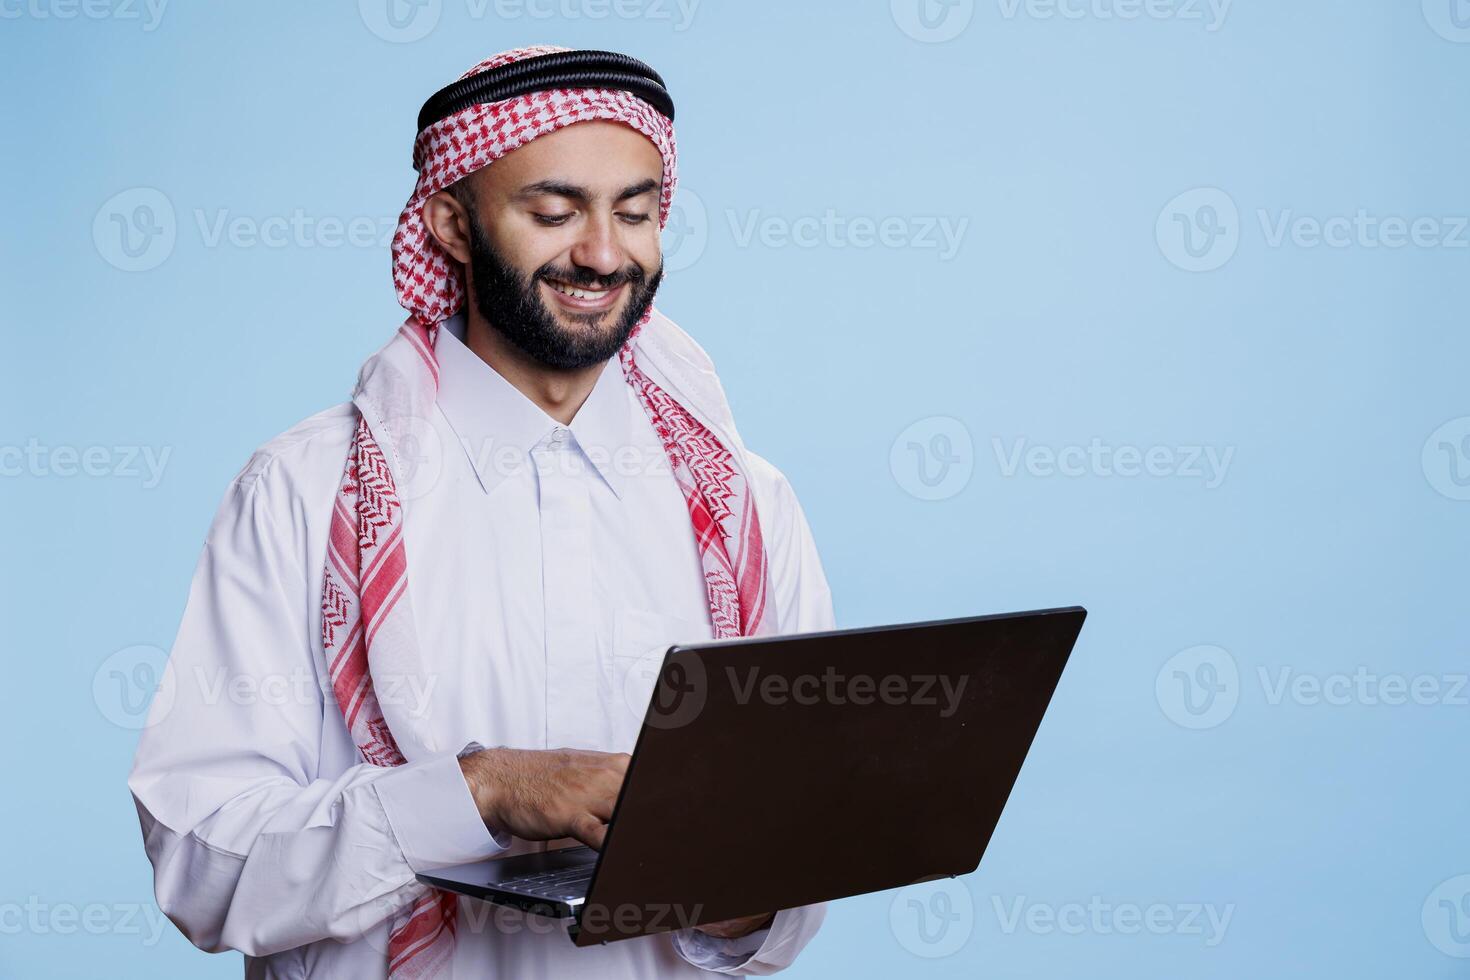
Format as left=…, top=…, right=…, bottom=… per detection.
left=548, top=280, right=609, bottom=301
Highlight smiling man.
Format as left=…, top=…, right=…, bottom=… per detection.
left=129, top=47, right=834, bottom=978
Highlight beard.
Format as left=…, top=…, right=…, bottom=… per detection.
left=464, top=211, right=663, bottom=371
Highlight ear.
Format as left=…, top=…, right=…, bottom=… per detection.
left=422, top=189, right=472, bottom=265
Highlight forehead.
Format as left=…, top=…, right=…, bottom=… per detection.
left=479, top=120, right=663, bottom=193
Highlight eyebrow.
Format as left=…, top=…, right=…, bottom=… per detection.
left=615, top=178, right=659, bottom=202
left=514, top=177, right=659, bottom=204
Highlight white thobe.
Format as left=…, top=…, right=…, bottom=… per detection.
left=129, top=315, right=836, bottom=978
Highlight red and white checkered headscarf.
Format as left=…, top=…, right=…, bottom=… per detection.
left=319, top=47, right=769, bottom=977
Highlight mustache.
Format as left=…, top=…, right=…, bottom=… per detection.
left=535, top=262, right=648, bottom=291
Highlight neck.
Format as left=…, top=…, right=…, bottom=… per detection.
left=460, top=307, right=606, bottom=425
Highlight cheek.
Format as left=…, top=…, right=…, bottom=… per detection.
left=488, top=213, right=570, bottom=275
left=625, top=224, right=663, bottom=272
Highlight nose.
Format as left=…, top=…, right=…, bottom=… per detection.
left=567, top=213, right=625, bottom=279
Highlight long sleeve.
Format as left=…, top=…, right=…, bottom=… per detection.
left=128, top=464, right=507, bottom=958
left=748, top=451, right=837, bottom=637
left=671, top=451, right=834, bottom=974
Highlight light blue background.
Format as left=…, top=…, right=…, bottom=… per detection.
left=3, top=1, right=1468, bottom=976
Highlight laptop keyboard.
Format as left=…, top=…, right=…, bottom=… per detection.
left=500, top=863, right=595, bottom=902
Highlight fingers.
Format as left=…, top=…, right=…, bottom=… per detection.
left=535, top=749, right=632, bottom=848
left=589, top=793, right=617, bottom=822
left=587, top=752, right=629, bottom=821
left=569, top=813, right=607, bottom=851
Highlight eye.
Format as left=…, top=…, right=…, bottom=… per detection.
left=534, top=213, right=573, bottom=226
left=618, top=212, right=652, bottom=225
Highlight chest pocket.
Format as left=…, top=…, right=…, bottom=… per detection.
left=608, top=607, right=713, bottom=751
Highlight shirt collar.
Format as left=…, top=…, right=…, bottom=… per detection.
left=434, top=313, right=634, bottom=498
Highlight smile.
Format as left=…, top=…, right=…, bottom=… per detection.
left=543, top=277, right=625, bottom=312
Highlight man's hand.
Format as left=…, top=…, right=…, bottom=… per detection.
left=459, top=747, right=629, bottom=850
left=695, top=912, right=775, bottom=939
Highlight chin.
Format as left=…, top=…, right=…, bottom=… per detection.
left=557, top=304, right=625, bottom=331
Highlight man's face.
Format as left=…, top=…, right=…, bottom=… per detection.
left=453, top=121, right=666, bottom=370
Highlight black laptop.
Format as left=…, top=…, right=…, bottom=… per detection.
left=417, top=606, right=1086, bottom=946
